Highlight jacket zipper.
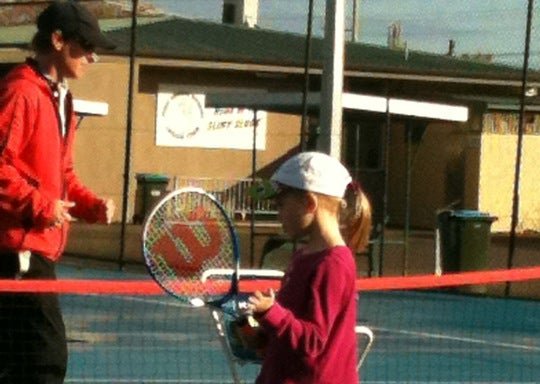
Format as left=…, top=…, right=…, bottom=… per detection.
left=52, top=86, right=70, bottom=259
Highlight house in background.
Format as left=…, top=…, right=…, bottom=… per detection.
left=1, top=2, right=539, bottom=250
left=102, top=14, right=540, bottom=234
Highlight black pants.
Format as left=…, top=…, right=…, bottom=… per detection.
left=0, top=252, right=67, bottom=384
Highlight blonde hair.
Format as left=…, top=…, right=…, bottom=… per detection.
left=341, top=183, right=372, bottom=254
left=310, top=182, right=372, bottom=253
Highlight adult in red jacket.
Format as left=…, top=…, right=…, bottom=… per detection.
left=0, top=2, right=116, bottom=383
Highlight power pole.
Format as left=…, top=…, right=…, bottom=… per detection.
left=318, top=0, right=346, bottom=158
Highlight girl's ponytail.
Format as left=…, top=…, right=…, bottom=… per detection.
left=342, top=182, right=372, bottom=254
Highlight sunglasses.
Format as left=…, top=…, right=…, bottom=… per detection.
left=75, top=37, right=95, bottom=53
left=73, top=37, right=99, bottom=63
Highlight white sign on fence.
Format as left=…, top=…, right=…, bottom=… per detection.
left=156, top=89, right=267, bottom=149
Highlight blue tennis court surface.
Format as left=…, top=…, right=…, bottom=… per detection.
left=360, top=290, right=540, bottom=383
left=57, top=261, right=540, bottom=383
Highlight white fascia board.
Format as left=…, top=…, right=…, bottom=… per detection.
left=73, top=99, right=109, bottom=117
left=388, top=98, right=469, bottom=122
left=207, top=91, right=469, bottom=122
left=342, top=92, right=468, bottom=122
left=342, top=93, right=387, bottom=113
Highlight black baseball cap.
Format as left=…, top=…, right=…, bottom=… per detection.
left=37, top=1, right=116, bottom=50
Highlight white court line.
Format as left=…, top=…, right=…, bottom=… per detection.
left=81, top=294, right=187, bottom=307
left=66, top=380, right=238, bottom=383
left=374, top=326, right=540, bottom=352
left=65, top=381, right=540, bottom=384
left=360, top=382, right=539, bottom=384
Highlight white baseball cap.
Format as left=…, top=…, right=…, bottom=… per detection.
left=266, top=151, right=352, bottom=198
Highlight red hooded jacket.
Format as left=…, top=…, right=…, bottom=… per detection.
left=0, top=59, right=105, bottom=261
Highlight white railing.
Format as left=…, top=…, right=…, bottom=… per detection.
left=171, top=177, right=276, bottom=220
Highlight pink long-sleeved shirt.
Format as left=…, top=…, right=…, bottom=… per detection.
left=256, top=245, right=358, bottom=384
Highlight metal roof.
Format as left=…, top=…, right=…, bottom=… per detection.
left=0, top=17, right=169, bottom=46
left=101, top=16, right=540, bottom=83
left=2, top=15, right=539, bottom=88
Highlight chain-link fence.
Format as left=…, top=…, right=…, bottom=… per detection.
left=0, top=0, right=538, bottom=275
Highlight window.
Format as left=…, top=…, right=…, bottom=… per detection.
left=344, top=119, right=383, bottom=173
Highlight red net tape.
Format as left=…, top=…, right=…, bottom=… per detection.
left=0, top=266, right=539, bottom=294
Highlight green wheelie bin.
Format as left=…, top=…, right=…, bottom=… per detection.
left=133, top=173, right=170, bottom=224
left=437, top=210, right=497, bottom=292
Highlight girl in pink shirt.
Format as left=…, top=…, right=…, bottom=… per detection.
left=248, top=151, right=372, bottom=384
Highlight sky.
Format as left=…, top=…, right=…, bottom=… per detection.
left=147, top=0, right=540, bottom=69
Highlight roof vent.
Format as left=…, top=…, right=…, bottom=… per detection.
left=222, top=0, right=258, bottom=28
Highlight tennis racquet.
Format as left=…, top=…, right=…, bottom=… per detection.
left=141, top=187, right=244, bottom=313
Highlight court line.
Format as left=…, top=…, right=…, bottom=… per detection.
left=65, top=380, right=238, bottom=383
left=374, top=326, right=540, bottom=351
left=360, top=382, right=540, bottom=384
left=65, top=381, right=540, bottom=384
left=78, top=294, right=187, bottom=307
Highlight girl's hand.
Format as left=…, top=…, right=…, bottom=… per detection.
left=247, top=289, right=275, bottom=314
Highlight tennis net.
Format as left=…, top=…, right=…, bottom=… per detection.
left=0, top=266, right=539, bottom=383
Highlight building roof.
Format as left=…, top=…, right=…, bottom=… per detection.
left=102, top=16, right=539, bottom=83
left=0, top=17, right=169, bottom=46
left=1, top=15, right=538, bottom=89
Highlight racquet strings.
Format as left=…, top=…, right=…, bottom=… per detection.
left=143, top=190, right=235, bottom=304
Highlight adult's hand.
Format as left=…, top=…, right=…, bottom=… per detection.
left=98, top=198, right=115, bottom=224
left=50, top=200, right=76, bottom=227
